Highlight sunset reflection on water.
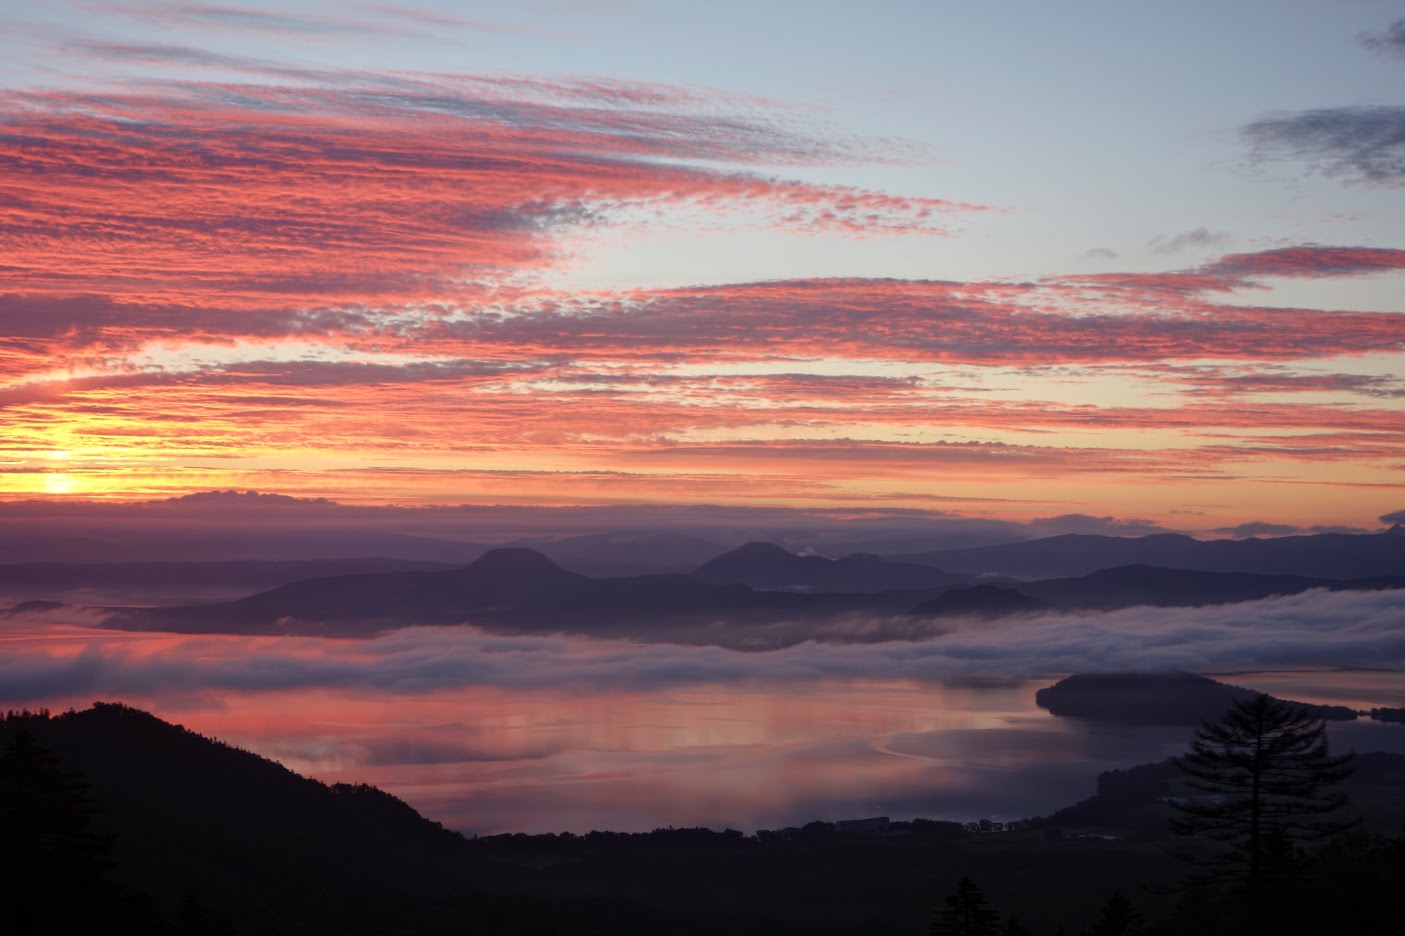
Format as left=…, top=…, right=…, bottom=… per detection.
left=352, top=681, right=1081, bottom=834
left=5, top=616, right=1404, bottom=835
left=110, top=680, right=1081, bottom=834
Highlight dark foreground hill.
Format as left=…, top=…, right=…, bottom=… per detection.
left=0, top=703, right=1180, bottom=934
left=5, top=703, right=1404, bottom=935
left=1032, top=750, right=1405, bottom=840
left=0, top=704, right=666, bottom=935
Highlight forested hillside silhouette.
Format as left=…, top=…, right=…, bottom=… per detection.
left=4, top=701, right=1403, bottom=933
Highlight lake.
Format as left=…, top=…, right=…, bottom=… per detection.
left=4, top=612, right=1405, bottom=834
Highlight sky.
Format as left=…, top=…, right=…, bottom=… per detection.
left=2, top=0, right=1404, bottom=533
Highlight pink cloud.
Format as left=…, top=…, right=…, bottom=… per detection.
left=0, top=80, right=971, bottom=314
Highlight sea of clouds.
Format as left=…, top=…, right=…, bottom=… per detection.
left=3, top=587, right=1404, bottom=704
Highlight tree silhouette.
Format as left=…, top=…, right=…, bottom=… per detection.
left=1087, top=889, right=1143, bottom=936
left=1001, top=914, right=1033, bottom=936
left=1169, top=694, right=1356, bottom=930
left=0, top=729, right=117, bottom=934
left=174, top=887, right=237, bottom=936
left=929, top=876, right=1000, bottom=936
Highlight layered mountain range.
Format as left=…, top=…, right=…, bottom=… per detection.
left=897, top=525, right=1405, bottom=580
left=0, top=527, right=1396, bottom=645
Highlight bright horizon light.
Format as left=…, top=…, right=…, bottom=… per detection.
left=0, top=1, right=1400, bottom=532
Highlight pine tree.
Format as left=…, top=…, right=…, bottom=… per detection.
left=930, top=876, right=1000, bottom=936
left=1001, top=914, right=1033, bottom=936
left=1087, top=889, right=1143, bottom=936
left=0, top=730, right=116, bottom=933
left=1169, top=694, right=1356, bottom=930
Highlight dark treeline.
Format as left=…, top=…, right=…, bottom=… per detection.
left=2, top=701, right=1403, bottom=934
left=1369, top=706, right=1405, bottom=724
left=926, top=829, right=1405, bottom=936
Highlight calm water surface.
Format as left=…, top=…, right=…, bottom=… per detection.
left=5, top=618, right=1404, bottom=834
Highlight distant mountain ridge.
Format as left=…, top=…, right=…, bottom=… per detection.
left=105, top=547, right=896, bottom=641
left=908, top=584, right=1051, bottom=618
left=1020, top=564, right=1346, bottom=611
left=13, top=542, right=1398, bottom=643
left=510, top=531, right=725, bottom=576
left=908, top=563, right=1405, bottom=618
left=897, top=528, right=1405, bottom=580
left=694, top=541, right=966, bottom=592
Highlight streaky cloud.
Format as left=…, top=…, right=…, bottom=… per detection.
left=1361, top=19, right=1405, bottom=58
left=1204, top=245, right=1405, bottom=279
left=1148, top=226, right=1230, bottom=254
left=0, top=80, right=973, bottom=321
left=1243, top=106, right=1405, bottom=186
left=99, top=1, right=407, bottom=37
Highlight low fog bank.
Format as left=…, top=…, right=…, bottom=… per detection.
left=3, top=587, right=1404, bottom=705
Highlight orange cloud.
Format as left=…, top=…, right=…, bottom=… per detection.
left=0, top=81, right=973, bottom=314
left=1, top=75, right=1401, bottom=522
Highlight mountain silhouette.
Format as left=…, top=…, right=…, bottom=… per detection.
left=1017, top=564, right=1338, bottom=610
left=6, top=702, right=1405, bottom=935
left=109, top=547, right=888, bottom=638
left=906, top=564, right=1405, bottom=618
left=898, top=528, right=1405, bottom=579
left=511, top=531, right=725, bottom=576
left=80, top=548, right=1405, bottom=639
left=0, top=704, right=486, bottom=930
left=694, top=541, right=962, bottom=592
left=908, top=584, right=1051, bottom=617
left=1034, top=672, right=1357, bottom=725
left=181, top=547, right=592, bottom=629
left=0, top=704, right=681, bottom=934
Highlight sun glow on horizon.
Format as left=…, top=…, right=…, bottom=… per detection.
left=0, top=1, right=1399, bottom=535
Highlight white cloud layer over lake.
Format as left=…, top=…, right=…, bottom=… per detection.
left=4, top=587, right=1404, bottom=704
